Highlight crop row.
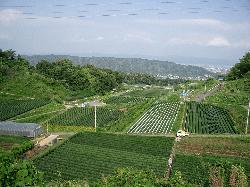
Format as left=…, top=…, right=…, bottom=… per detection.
left=184, top=102, right=236, bottom=134
left=123, top=88, right=170, bottom=98
left=0, top=99, right=50, bottom=121
left=128, top=102, right=180, bottom=134
left=34, top=132, right=174, bottom=182
left=48, top=107, right=122, bottom=127
left=104, top=96, right=146, bottom=104
left=172, top=153, right=250, bottom=186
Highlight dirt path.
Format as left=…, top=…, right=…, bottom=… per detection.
left=195, top=83, right=222, bottom=103
left=166, top=137, right=180, bottom=179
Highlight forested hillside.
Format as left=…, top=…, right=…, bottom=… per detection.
left=23, top=55, right=214, bottom=79
left=0, top=50, right=122, bottom=100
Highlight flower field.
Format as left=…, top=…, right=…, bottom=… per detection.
left=184, top=102, right=236, bottom=134
left=34, top=132, right=175, bottom=182
left=0, top=99, right=50, bottom=121
left=127, top=102, right=180, bottom=134
left=48, top=107, right=122, bottom=127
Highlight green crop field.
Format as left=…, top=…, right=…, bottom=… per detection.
left=128, top=102, right=180, bottom=134
left=104, top=96, right=146, bottom=104
left=34, top=132, right=174, bottom=182
left=0, top=99, right=50, bottom=121
left=123, top=88, right=170, bottom=98
left=48, top=107, right=123, bottom=128
left=184, top=102, right=236, bottom=134
left=173, top=154, right=250, bottom=186
left=172, top=136, right=250, bottom=186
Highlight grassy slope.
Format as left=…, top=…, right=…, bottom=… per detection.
left=173, top=136, right=250, bottom=186
left=206, top=78, right=250, bottom=133
left=0, top=71, right=69, bottom=100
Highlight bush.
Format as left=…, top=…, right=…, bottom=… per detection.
left=95, top=167, right=167, bottom=187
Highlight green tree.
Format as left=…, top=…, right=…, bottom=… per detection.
left=227, top=52, right=250, bottom=80
left=0, top=151, right=43, bottom=186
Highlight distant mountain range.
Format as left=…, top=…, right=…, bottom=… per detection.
left=23, top=55, right=215, bottom=79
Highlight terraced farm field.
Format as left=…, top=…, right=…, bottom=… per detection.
left=34, top=132, right=174, bottom=182
left=128, top=102, right=180, bottom=134
left=0, top=99, right=50, bottom=121
left=48, top=107, right=122, bottom=128
left=104, top=96, right=146, bottom=104
left=123, top=88, right=169, bottom=98
left=184, top=102, right=236, bottom=134
left=173, top=137, right=250, bottom=186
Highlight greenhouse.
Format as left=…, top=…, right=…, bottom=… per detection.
left=0, top=121, right=43, bottom=137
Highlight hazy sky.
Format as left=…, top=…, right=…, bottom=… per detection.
left=0, top=0, right=250, bottom=64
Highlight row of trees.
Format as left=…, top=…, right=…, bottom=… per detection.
left=1, top=49, right=184, bottom=97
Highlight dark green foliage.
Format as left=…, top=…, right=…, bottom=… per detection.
left=227, top=52, right=250, bottom=80
left=172, top=154, right=250, bottom=186
left=185, top=102, right=236, bottom=134
left=36, top=60, right=122, bottom=94
left=34, top=132, right=174, bottom=182
left=48, top=107, right=122, bottom=127
left=11, top=141, right=34, bottom=158
left=0, top=49, right=29, bottom=81
left=0, top=151, right=43, bottom=187
left=24, top=55, right=214, bottom=78
left=168, top=171, right=193, bottom=187
left=0, top=99, right=50, bottom=120
left=95, top=167, right=167, bottom=187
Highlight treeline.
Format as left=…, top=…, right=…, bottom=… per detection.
left=0, top=49, right=29, bottom=81
left=23, top=54, right=214, bottom=78
left=36, top=60, right=122, bottom=95
left=227, top=51, right=250, bottom=80
left=0, top=49, right=184, bottom=97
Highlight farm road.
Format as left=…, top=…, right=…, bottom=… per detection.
left=195, top=83, right=222, bottom=102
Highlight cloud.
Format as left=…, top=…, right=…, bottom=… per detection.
left=135, top=18, right=229, bottom=30
left=207, top=37, right=230, bottom=47
left=96, top=36, right=104, bottom=41
left=0, top=33, right=10, bottom=40
left=0, top=9, right=22, bottom=24
left=123, top=32, right=155, bottom=44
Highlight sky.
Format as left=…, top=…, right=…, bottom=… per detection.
left=0, top=0, right=250, bottom=65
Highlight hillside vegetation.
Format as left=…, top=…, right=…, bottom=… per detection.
left=23, top=55, right=214, bottom=79
left=206, top=51, right=250, bottom=133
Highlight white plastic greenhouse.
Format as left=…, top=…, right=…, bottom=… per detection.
left=0, top=121, right=43, bottom=137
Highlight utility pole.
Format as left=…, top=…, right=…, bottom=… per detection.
left=94, top=105, right=97, bottom=132
left=246, top=99, right=250, bottom=134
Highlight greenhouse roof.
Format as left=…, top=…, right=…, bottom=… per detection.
left=0, top=121, right=41, bottom=131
